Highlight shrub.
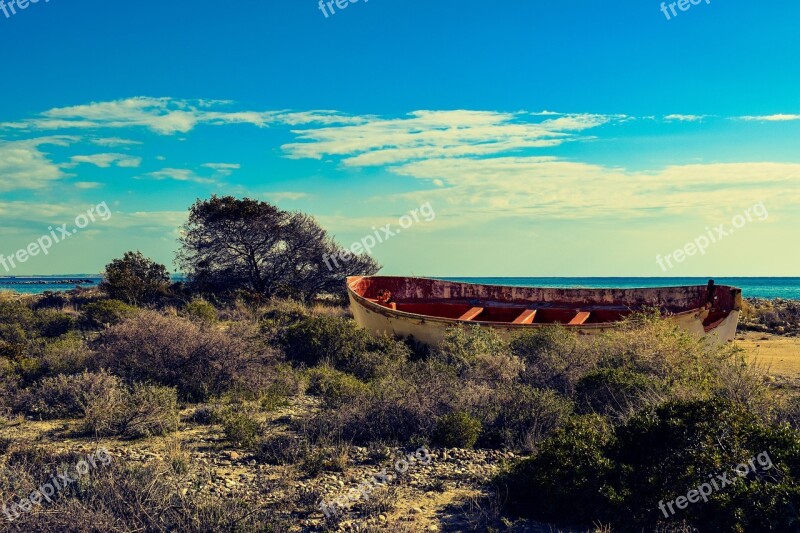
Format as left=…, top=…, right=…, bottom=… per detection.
left=80, top=299, right=138, bottom=329
left=434, top=326, right=524, bottom=386
left=183, top=298, right=218, bottom=323
left=511, top=325, right=596, bottom=395
left=306, top=366, right=368, bottom=407
left=256, top=433, right=307, bottom=465
left=95, top=312, right=267, bottom=401
left=35, top=310, right=76, bottom=338
left=499, top=398, right=800, bottom=531
left=498, top=414, right=615, bottom=526
left=0, top=448, right=297, bottom=531
left=433, top=411, right=482, bottom=448
left=19, top=370, right=124, bottom=419
left=39, top=333, right=93, bottom=376
left=82, top=383, right=179, bottom=439
left=490, top=385, right=574, bottom=451
left=99, top=251, right=170, bottom=305
left=282, top=315, right=409, bottom=380
left=219, top=410, right=263, bottom=448
left=575, top=367, right=666, bottom=421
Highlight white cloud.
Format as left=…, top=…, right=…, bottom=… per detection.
left=664, top=114, right=708, bottom=122
left=0, top=97, right=364, bottom=135
left=0, top=136, right=76, bottom=192
left=738, top=114, right=800, bottom=122
left=390, top=157, right=800, bottom=222
left=281, top=110, right=618, bottom=166
left=264, top=191, right=309, bottom=203
left=67, top=153, right=142, bottom=168
left=91, top=137, right=142, bottom=147
left=75, top=181, right=103, bottom=189
left=145, top=168, right=215, bottom=184
left=202, top=162, right=240, bottom=177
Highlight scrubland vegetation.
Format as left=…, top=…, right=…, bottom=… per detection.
left=1, top=282, right=799, bottom=532
left=1, top=197, right=799, bottom=531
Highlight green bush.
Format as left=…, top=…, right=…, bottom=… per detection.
left=489, top=385, right=574, bottom=451
left=35, top=309, right=76, bottom=338
left=435, top=326, right=523, bottom=382
left=220, top=410, right=263, bottom=448
left=281, top=315, right=409, bottom=380
left=434, top=411, right=482, bottom=448
left=306, top=366, right=368, bottom=407
left=575, top=367, right=666, bottom=420
left=511, top=325, right=595, bottom=395
left=81, top=299, right=138, bottom=329
left=39, top=333, right=93, bottom=376
left=498, top=398, right=800, bottom=531
left=99, top=251, right=170, bottom=305
left=183, top=298, right=218, bottom=323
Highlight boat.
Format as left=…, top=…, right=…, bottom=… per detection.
left=346, top=276, right=742, bottom=346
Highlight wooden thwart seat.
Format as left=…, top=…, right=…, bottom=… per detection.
left=569, top=312, right=591, bottom=325
left=458, top=307, right=484, bottom=321
left=512, top=309, right=537, bottom=324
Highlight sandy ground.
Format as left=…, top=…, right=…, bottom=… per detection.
left=737, top=332, right=800, bottom=378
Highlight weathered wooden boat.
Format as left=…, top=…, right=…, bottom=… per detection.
left=346, top=276, right=742, bottom=346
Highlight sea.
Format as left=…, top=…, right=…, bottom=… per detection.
left=2, top=276, right=799, bottom=300
left=441, top=278, right=800, bottom=300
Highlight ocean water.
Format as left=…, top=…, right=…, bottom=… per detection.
left=0, top=276, right=102, bottom=295
left=2, top=276, right=799, bottom=300
left=440, top=278, right=800, bottom=300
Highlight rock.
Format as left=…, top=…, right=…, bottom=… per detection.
left=229, top=451, right=241, bottom=460
left=410, top=507, right=422, bottom=514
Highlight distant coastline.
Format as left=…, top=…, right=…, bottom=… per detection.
left=3, top=275, right=799, bottom=300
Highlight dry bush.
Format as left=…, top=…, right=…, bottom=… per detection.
left=0, top=447, right=295, bottom=532
left=511, top=324, right=598, bottom=395
left=16, top=370, right=123, bottom=419
left=95, top=311, right=274, bottom=401
left=81, top=382, right=179, bottom=439
left=38, top=333, right=94, bottom=376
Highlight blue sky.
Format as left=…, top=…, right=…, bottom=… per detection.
left=1, top=0, right=799, bottom=277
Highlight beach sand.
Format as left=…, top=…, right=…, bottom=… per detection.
left=737, top=332, right=800, bottom=379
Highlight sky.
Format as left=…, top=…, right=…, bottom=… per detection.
left=0, top=0, right=799, bottom=277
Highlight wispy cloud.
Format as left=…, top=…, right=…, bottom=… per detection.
left=0, top=97, right=365, bottom=135
left=264, top=191, right=309, bottom=203
left=201, top=162, right=240, bottom=177
left=0, top=136, right=77, bottom=192
left=282, top=110, right=621, bottom=166
left=738, top=114, right=800, bottom=122
left=66, top=153, right=142, bottom=168
left=145, top=168, right=216, bottom=184
left=664, top=114, right=708, bottom=122
left=91, top=137, right=143, bottom=147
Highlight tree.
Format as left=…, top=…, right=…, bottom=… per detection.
left=100, top=251, right=170, bottom=305
left=176, top=195, right=380, bottom=301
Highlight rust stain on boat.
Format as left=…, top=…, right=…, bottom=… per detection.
left=346, top=276, right=742, bottom=347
